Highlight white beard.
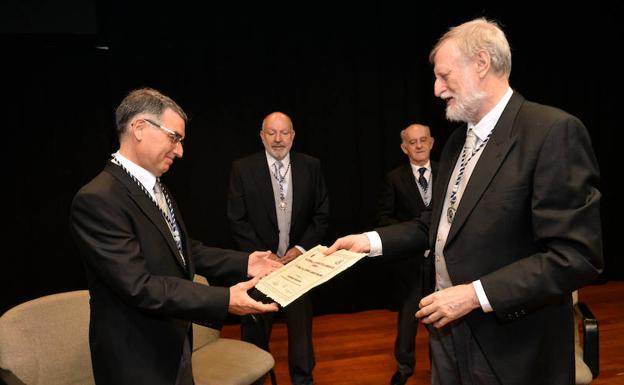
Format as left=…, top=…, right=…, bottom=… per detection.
left=443, top=72, right=487, bottom=124
left=445, top=88, right=487, bottom=123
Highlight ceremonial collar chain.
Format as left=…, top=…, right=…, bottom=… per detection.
left=446, top=131, right=492, bottom=223
left=271, top=160, right=291, bottom=183
left=110, top=155, right=182, bottom=245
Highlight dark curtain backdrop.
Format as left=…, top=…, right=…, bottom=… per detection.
left=3, top=2, right=621, bottom=316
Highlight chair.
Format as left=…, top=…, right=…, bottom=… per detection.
left=573, top=290, right=599, bottom=385
left=192, top=275, right=276, bottom=385
left=0, top=282, right=274, bottom=385
left=0, top=290, right=95, bottom=385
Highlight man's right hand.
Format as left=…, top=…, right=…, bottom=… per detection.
left=228, top=277, right=278, bottom=315
left=324, top=234, right=371, bottom=255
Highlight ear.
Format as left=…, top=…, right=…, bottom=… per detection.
left=475, top=50, right=491, bottom=79
left=429, top=137, right=435, bottom=149
left=130, top=119, right=146, bottom=141
left=400, top=143, right=409, bottom=155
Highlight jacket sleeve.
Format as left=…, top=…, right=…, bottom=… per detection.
left=190, top=239, right=249, bottom=287
left=480, top=115, right=603, bottom=321
left=376, top=210, right=430, bottom=258
left=226, top=161, right=268, bottom=252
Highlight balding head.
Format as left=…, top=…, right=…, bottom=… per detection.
left=260, top=112, right=295, bottom=160
left=400, top=124, right=434, bottom=166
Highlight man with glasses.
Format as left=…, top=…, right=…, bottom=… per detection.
left=70, top=88, right=282, bottom=385
left=227, top=111, right=329, bottom=385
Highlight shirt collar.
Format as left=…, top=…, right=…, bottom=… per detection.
left=468, top=87, right=514, bottom=142
left=265, top=151, right=291, bottom=169
left=410, top=160, right=431, bottom=175
left=113, top=151, right=158, bottom=192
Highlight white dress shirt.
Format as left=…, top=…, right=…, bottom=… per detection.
left=113, top=151, right=158, bottom=200
left=367, top=87, right=514, bottom=313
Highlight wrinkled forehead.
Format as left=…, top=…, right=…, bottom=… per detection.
left=264, top=116, right=293, bottom=132
left=406, top=123, right=431, bottom=137
left=433, top=40, right=464, bottom=72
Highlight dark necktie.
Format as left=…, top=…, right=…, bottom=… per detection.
left=418, top=167, right=428, bottom=191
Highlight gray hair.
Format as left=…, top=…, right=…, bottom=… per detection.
left=429, top=18, right=512, bottom=79
left=115, top=88, right=187, bottom=137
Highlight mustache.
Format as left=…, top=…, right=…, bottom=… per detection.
left=440, top=91, right=454, bottom=100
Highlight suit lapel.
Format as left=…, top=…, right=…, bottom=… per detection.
left=445, top=93, right=524, bottom=245
left=106, top=162, right=189, bottom=273
left=429, top=132, right=465, bottom=246
left=399, top=163, right=426, bottom=211
left=162, top=184, right=193, bottom=276
left=251, top=153, right=278, bottom=229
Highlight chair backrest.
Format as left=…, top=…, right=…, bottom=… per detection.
left=192, top=275, right=221, bottom=350
left=0, top=290, right=95, bottom=385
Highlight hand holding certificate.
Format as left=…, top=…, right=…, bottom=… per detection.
left=255, top=245, right=367, bottom=307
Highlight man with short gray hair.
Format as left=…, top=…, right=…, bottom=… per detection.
left=70, top=88, right=281, bottom=385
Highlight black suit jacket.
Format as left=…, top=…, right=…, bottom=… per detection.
left=377, top=161, right=439, bottom=226
left=227, top=152, right=329, bottom=253
left=377, top=92, right=603, bottom=385
left=376, top=161, right=438, bottom=304
left=70, top=161, right=249, bottom=385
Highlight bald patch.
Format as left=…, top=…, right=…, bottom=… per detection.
left=262, top=112, right=293, bottom=131
left=401, top=124, right=431, bottom=142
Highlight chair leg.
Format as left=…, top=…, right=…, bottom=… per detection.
left=577, top=302, right=599, bottom=379
left=269, top=368, right=277, bottom=385
left=252, top=314, right=277, bottom=385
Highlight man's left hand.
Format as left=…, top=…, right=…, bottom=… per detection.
left=248, top=250, right=283, bottom=278
left=281, top=247, right=303, bottom=264
left=415, top=284, right=480, bottom=328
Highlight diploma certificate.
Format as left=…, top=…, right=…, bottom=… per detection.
left=255, top=245, right=367, bottom=307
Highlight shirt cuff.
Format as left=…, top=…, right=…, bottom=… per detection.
left=294, top=245, right=305, bottom=254
left=364, top=231, right=383, bottom=257
left=472, top=280, right=493, bottom=313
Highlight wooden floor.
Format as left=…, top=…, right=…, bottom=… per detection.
left=222, top=281, right=624, bottom=385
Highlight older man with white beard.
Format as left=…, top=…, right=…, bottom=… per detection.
left=327, top=18, right=602, bottom=385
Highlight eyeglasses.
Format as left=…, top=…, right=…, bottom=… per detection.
left=143, top=119, right=184, bottom=146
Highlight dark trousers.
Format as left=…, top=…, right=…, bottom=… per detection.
left=242, top=293, right=315, bottom=385
left=175, top=333, right=194, bottom=385
left=391, top=253, right=424, bottom=377
left=427, top=320, right=500, bottom=385
left=394, top=280, right=422, bottom=376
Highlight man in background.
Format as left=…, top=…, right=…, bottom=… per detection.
left=227, top=111, right=329, bottom=385
left=377, top=123, right=437, bottom=385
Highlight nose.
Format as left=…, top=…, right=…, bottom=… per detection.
left=434, top=78, right=445, bottom=97
left=274, top=132, right=283, bottom=142
left=173, top=142, right=184, bottom=158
